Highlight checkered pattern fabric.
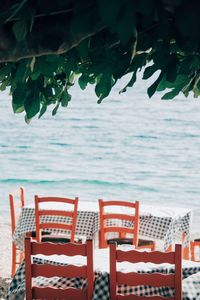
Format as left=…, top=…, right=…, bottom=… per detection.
left=14, top=207, right=192, bottom=251
left=6, top=258, right=200, bottom=300
left=182, top=272, right=200, bottom=300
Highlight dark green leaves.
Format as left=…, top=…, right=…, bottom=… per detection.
left=12, top=20, right=28, bottom=42
left=0, top=0, right=199, bottom=122
left=95, top=72, right=114, bottom=103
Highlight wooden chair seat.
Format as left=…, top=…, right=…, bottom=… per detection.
left=107, top=238, right=155, bottom=248
left=41, top=234, right=83, bottom=244
left=30, top=231, right=51, bottom=238
left=41, top=235, right=71, bottom=243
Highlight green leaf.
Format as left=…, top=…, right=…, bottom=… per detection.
left=12, top=20, right=28, bottom=42
left=24, top=82, right=40, bottom=119
left=162, top=89, right=180, bottom=99
left=61, top=91, right=71, bottom=107
left=38, top=102, right=47, bottom=118
left=12, top=84, right=28, bottom=105
left=95, top=72, right=113, bottom=103
left=78, top=74, right=88, bottom=90
left=147, top=72, right=163, bottom=98
left=37, top=57, right=60, bottom=77
left=52, top=102, right=60, bottom=116
left=143, top=64, right=158, bottom=80
left=98, top=0, right=123, bottom=28
left=120, top=72, right=136, bottom=94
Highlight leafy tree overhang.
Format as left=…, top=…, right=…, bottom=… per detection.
left=0, top=0, right=200, bottom=121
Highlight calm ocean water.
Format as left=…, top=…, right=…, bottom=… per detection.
left=0, top=76, right=200, bottom=233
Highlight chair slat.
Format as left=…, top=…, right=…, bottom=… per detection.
left=36, top=197, right=77, bottom=204
left=32, top=264, right=87, bottom=278
left=32, top=286, right=86, bottom=299
left=104, top=227, right=134, bottom=235
left=117, top=249, right=175, bottom=264
left=31, top=241, right=87, bottom=256
left=103, top=213, right=134, bottom=222
left=38, top=210, right=73, bottom=217
left=101, top=200, right=137, bottom=208
left=39, top=223, right=72, bottom=230
left=117, top=272, right=175, bottom=287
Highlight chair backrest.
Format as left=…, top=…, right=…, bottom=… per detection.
left=25, top=237, right=94, bottom=300
left=99, top=199, right=139, bottom=247
left=110, top=243, right=182, bottom=300
left=35, top=195, right=78, bottom=242
left=9, top=187, right=25, bottom=235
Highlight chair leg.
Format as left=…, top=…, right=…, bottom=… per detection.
left=166, top=245, right=173, bottom=252
left=19, top=250, right=24, bottom=263
left=11, top=243, right=16, bottom=277
left=183, top=246, right=189, bottom=260
left=190, top=241, right=195, bottom=261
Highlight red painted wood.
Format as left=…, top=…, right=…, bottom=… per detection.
left=117, top=272, right=175, bottom=287
left=9, top=187, right=25, bottom=277
left=104, top=226, right=134, bottom=235
left=100, top=200, right=137, bottom=208
left=86, top=240, right=94, bottom=300
left=110, top=243, right=117, bottom=300
left=25, top=237, right=94, bottom=300
left=38, top=210, right=73, bottom=217
left=25, top=237, right=32, bottom=299
left=39, top=222, right=72, bottom=230
left=98, top=199, right=139, bottom=249
left=103, top=213, right=134, bottom=222
left=35, top=195, right=78, bottom=243
left=31, top=241, right=87, bottom=256
left=32, top=264, right=87, bottom=278
left=117, top=249, right=175, bottom=264
left=175, top=244, right=182, bottom=300
left=32, top=286, right=86, bottom=299
left=34, top=196, right=77, bottom=204
left=190, top=240, right=200, bottom=261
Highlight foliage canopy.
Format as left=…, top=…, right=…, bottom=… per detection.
left=0, top=0, right=200, bottom=121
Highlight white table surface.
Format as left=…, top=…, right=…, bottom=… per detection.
left=35, top=246, right=200, bottom=274
left=26, top=201, right=192, bottom=219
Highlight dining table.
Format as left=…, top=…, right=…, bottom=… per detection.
left=13, top=201, right=192, bottom=252
left=6, top=245, right=200, bottom=300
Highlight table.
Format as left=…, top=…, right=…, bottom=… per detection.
left=13, top=201, right=192, bottom=251
left=6, top=247, right=200, bottom=300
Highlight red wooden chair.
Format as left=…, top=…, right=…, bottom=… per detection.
left=190, top=239, right=200, bottom=261
left=9, top=187, right=25, bottom=277
left=35, top=195, right=78, bottom=243
left=25, top=237, right=94, bottom=300
left=110, top=243, right=182, bottom=300
left=99, top=199, right=155, bottom=250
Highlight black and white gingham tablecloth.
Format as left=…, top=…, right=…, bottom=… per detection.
left=13, top=203, right=192, bottom=251
left=6, top=257, right=200, bottom=300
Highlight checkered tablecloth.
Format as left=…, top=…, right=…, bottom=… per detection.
left=13, top=203, right=192, bottom=251
left=6, top=256, right=200, bottom=300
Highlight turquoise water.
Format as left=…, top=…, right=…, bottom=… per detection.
left=0, top=77, right=200, bottom=232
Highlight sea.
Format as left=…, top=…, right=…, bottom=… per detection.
left=0, top=75, right=200, bottom=234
